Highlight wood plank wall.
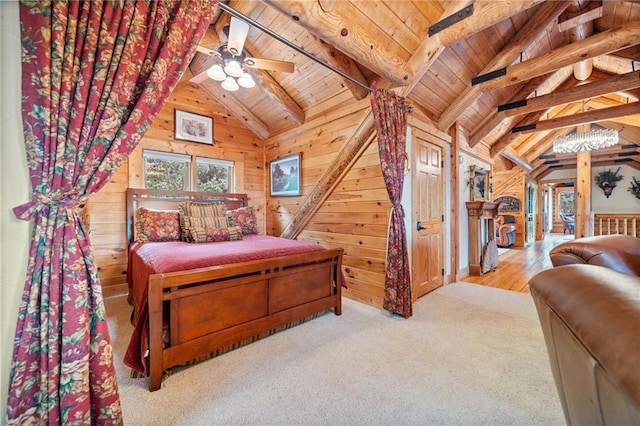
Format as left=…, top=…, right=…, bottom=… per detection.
left=91, top=77, right=499, bottom=308
left=264, top=90, right=391, bottom=307
left=90, top=76, right=265, bottom=297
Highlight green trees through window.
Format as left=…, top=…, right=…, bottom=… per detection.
left=143, top=150, right=233, bottom=193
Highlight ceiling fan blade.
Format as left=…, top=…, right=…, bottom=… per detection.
left=245, top=57, right=295, bottom=74
left=228, top=17, right=249, bottom=56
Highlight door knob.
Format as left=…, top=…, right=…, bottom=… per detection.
left=417, top=221, right=425, bottom=231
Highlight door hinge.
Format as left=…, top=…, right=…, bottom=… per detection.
left=441, top=268, right=445, bottom=276
left=442, top=215, right=445, bottom=222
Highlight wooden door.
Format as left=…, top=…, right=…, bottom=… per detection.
left=412, top=129, right=444, bottom=300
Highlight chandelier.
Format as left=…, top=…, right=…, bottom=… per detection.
left=553, top=128, right=619, bottom=153
left=207, top=47, right=255, bottom=92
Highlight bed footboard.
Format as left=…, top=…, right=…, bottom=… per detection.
left=147, top=248, right=343, bottom=391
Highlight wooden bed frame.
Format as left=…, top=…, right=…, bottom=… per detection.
left=126, top=188, right=343, bottom=391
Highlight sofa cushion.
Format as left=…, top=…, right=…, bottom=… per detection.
left=549, top=235, right=640, bottom=276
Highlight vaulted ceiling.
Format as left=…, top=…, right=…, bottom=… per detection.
left=190, top=0, right=640, bottom=179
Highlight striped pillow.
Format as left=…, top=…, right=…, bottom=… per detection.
left=186, top=226, right=243, bottom=243
left=179, top=201, right=228, bottom=242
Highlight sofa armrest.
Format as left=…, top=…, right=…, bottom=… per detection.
left=529, top=265, right=640, bottom=424
left=549, top=235, right=640, bottom=276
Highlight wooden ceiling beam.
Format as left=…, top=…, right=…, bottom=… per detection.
left=512, top=102, right=640, bottom=135
left=474, top=19, right=640, bottom=91
left=488, top=77, right=582, bottom=157
left=489, top=113, right=542, bottom=158
left=500, top=71, right=640, bottom=117
left=557, top=1, right=603, bottom=32
left=262, top=0, right=413, bottom=87
left=523, top=125, right=580, bottom=164
left=432, top=0, right=546, bottom=47
left=199, top=79, right=270, bottom=140
left=526, top=120, right=640, bottom=166
left=469, top=73, right=556, bottom=147
left=533, top=157, right=638, bottom=176
left=438, top=1, right=570, bottom=132
left=312, top=36, right=370, bottom=101
left=560, top=1, right=602, bottom=80
left=275, top=2, right=462, bottom=240
left=501, top=147, right=533, bottom=172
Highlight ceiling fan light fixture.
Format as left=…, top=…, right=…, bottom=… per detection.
left=224, top=59, right=243, bottom=78
left=237, top=72, right=256, bottom=88
left=207, top=64, right=226, bottom=82
left=221, top=76, right=239, bottom=92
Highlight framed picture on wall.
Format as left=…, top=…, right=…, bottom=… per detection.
left=470, top=165, right=491, bottom=201
left=174, top=109, right=213, bottom=145
left=270, top=153, right=301, bottom=197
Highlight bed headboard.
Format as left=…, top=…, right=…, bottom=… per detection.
left=126, top=188, right=249, bottom=244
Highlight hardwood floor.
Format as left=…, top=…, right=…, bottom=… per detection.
left=460, top=233, right=574, bottom=294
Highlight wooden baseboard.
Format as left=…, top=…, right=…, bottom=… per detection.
left=103, top=283, right=128, bottom=298
left=456, top=267, right=469, bottom=280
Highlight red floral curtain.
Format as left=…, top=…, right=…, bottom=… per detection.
left=7, top=1, right=213, bottom=423
left=371, top=84, right=411, bottom=318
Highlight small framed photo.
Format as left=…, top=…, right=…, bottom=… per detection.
left=270, top=153, right=301, bottom=197
left=174, top=109, right=213, bottom=145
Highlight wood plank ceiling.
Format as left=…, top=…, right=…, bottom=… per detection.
left=191, top=0, right=640, bottom=179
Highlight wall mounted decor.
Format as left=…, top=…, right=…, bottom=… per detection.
left=469, top=165, right=491, bottom=201
left=495, top=196, right=521, bottom=212
left=594, top=167, right=623, bottom=198
left=174, top=109, right=213, bottom=145
left=270, top=153, right=301, bottom=196
left=628, top=177, right=640, bottom=200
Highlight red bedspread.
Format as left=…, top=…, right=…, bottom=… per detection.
left=124, top=235, right=326, bottom=375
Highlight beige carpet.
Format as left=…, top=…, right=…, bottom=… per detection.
left=104, top=282, right=564, bottom=425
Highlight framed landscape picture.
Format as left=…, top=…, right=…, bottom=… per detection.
left=270, top=153, right=301, bottom=196
left=174, top=109, right=213, bottom=145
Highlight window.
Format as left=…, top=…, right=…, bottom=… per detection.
left=143, top=151, right=191, bottom=191
left=143, top=150, right=234, bottom=192
left=557, top=190, right=574, bottom=216
left=196, top=157, right=234, bottom=193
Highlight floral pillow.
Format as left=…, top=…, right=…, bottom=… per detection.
left=186, top=226, right=243, bottom=243
left=227, top=206, right=258, bottom=235
left=178, top=201, right=228, bottom=242
left=134, top=207, right=181, bottom=243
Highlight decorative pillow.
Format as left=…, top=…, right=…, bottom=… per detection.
left=186, top=226, right=243, bottom=243
left=134, top=207, right=181, bottom=243
left=227, top=206, right=258, bottom=235
left=178, top=201, right=228, bottom=242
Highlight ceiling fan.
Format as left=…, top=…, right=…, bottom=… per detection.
left=190, top=17, right=295, bottom=91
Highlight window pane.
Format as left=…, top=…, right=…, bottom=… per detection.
left=144, top=151, right=190, bottom=191
left=558, top=191, right=574, bottom=215
left=197, top=158, right=233, bottom=192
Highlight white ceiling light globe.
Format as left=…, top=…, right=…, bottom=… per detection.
left=221, top=76, right=239, bottom=92
left=223, top=60, right=243, bottom=78
left=237, top=72, right=256, bottom=88
left=207, top=64, right=226, bottom=81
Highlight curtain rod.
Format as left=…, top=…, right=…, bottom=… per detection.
left=217, top=2, right=372, bottom=92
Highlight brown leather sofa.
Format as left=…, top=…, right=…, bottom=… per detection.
left=529, top=234, right=640, bottom=424
left=548, top=234, right=640, bottom=276
left=529, top=265, right=640, bottom=425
